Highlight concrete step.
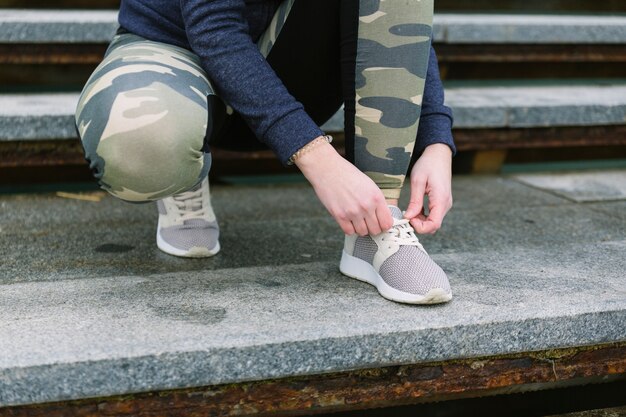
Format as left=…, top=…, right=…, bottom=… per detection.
left=0, top=172, right=625, bottom=411
left=1, top=10, right=625, bottom=44
left=433, top=14, right=626, bottom=44
left=0, top=9, right=118, bottom=43
left=1, top=84, right=625, bottom=141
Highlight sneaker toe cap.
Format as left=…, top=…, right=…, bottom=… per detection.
left=160, top=221, right=219, bottom=252
left=379, top=247, right=451, bottom=296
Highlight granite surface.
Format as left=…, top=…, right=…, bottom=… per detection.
left=2, top=10, right=625, bottom=44
left=0, top=94, right=78, bottom=140
left=445, top=85, right=626, bottom=129
left=433, top=14, right=626, bottom=44
left=0, top=176, right=594, bottom=283
left=0, top=10, right=118, bottom=43
left=3, top=85, right=626, bottom=141
left=514, top=170, right=626, bottom=202
left=1, top=172, right=625, bottom=407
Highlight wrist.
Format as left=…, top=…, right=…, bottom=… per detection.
left=422, top=143, right=453, bottom=158
left=294, top=137, right=337, bottom=172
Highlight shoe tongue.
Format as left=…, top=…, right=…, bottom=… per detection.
left=183, top=218, right=208, bottom=227
left=177, top=180, right=204, bottom=212
left=388, top=206, right=403, bottom=220
left=186, top=198, right=202, bottom=213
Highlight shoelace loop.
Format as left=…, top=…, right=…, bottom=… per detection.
left=172, top=187, right=207, bottom=222
left=381, top=218, right=425, bottom=251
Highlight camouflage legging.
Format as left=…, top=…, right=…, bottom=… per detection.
left=75, top=0, right=433, bottom=202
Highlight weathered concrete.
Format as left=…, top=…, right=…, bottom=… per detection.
left=0, top=172, right=625, bottom=407
left=0, top=176, right=602, bottom=283
left=514, top=170, right=626, bottom=202
left=0, top=10, right=118, bottom=43
left=445, top=85, right=626, bottom=129
left=0, top=94, right=77, bottom=140
left=3, top=85, right=626, bottom=140
left=433, top=14, right=626, bottom=44
left=2, top=11, right=625, bottom=44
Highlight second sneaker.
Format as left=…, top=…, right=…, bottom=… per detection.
left=156, top=177, right=220, bottom=258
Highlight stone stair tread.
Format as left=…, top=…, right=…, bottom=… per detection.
left=1, top=84, right=625, bottom=141
left=444, top=84, right=626, bottom=128
left=0, top=9, right=119, bottom=43
left=433, top=13, right=626, bottom=44
left=1, top=10, right=625, bottom=44
left=0, top=93, right=77, bottom=141
left=0, top=174, right=625, bottom=407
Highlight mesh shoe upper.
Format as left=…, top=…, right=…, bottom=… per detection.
left=378, top=245, right=450, bottom=295
left=157, top=178, right=219, bottom=254
left=352, top=206, right=450, bottom=296
left=353, top=235, right=377, bottom=264
left=159, top=218, right=219, bottom=251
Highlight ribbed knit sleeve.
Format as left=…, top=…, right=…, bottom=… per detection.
left=180, top=0, right=323, bottom=165
left=416, top=46, right=456, bottom=156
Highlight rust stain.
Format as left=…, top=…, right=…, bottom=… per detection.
left=436, top=44, right=626, bottom=63
left=3, top=126, right=626, bottom=173
left=0, top=125, right=626, bottom=174
left=453, top=125, right=626, bottom=152
left=0, top=44, right=108, bottom=64
left=1, top=44, right=625, bottom=65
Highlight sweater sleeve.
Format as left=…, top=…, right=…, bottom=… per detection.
left=414, top=45, right=456, bottom=156
left=180, top=0, right=323, bottom=165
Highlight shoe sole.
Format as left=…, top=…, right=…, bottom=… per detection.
left=156, top=228, right=220, bottom=258
left=339, top=251, right=452, bottom=305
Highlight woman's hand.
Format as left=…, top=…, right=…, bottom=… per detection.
left=295, top=139, right=393, bottom=236
left=404, top=143, right=453, bottom=234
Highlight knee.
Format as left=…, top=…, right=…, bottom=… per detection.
left=77, top=93, right=209, bottom=202
left=97, top=128, right=209, bottom=202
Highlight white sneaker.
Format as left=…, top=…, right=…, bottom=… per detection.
left=156, top=177, right=220, bottom=258
left=339, top=206, right=452, bottom=304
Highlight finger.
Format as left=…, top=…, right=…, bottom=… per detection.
left=414, top=205, right=445, bottom=234
left=352, top=218, right=369, bottom=237
left=409, top=212, right=429, bottom=234
left=364, top=211, right=382, bottom=236
left=427, top=202, right=445, bottom=229
left=416, top=221, right=438, bottom=234
left=405, top=178, right=426, bottom=219
left=375, top=203, right=394, bottom=231
left=339, top=220, right=356, bottom=236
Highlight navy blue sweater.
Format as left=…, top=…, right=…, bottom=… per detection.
left=118, top=0, right=455, bottom=165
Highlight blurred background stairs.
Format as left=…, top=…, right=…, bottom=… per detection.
left=0, top=0, right=625, bottom=186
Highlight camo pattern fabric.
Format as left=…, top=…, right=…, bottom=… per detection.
left=74, top=1, right=295, bottom=202
left=75, top=0, right=431, bottom=202
left=257, top=0, right=296, bottom=57
left=354, top=0, right=434, bottom=200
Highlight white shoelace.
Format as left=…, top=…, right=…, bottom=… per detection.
left=381, top=218, right=425, bottom=251
left=171, top=187, right=207, bottom=222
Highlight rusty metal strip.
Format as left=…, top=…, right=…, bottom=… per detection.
left=453, top=125, right=626, bottom=152
left=434, top=0, right=626, bottom=12
left=436, top=44, right=626, bottom=63
left=1, top=44, right=625, bottom=65
left=0, top=44, right=108, bottom=64
left=0, top=140, right=86, bottom=167
left=1, top=343, right=625, bottom=417
left=2, top=126, right=625, bottom=169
